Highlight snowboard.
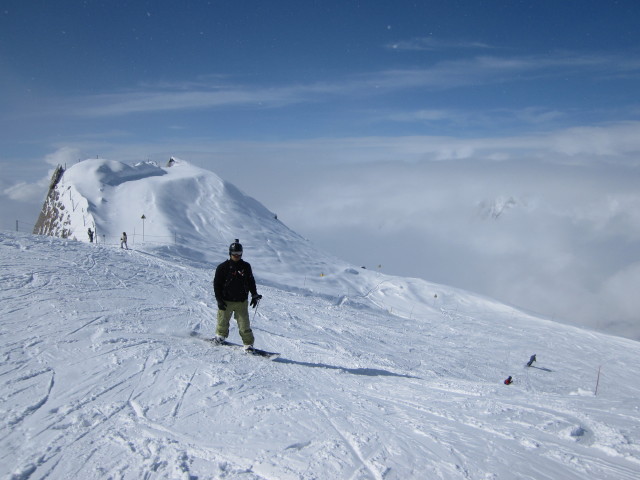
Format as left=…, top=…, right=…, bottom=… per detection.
left=204, top=337, right=280, bottom=359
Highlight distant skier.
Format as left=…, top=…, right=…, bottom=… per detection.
left=504, top=376, right=513, bottom=385
left=87, top=228, right=94, bottom=243
left=527, top=354, right=537, bottom=367
left=212, top=239, right=262, bottom=353
left=120, top=232, right=128, bottom=249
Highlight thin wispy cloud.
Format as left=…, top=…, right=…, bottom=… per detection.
left=384, top=107, right=565, bottom=128
left=360, top=52, right=640, bottom=91
left=387, top=109, right=460, bottom=122
left=63, top=80, right=346, bottom=117
left=386, top=37, right=495, bottom=51
left=72, top=88, right=300, bottom=116
left=42, top=51, right=639, bottom=119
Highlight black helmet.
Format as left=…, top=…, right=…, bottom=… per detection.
left=229, top=239, right=243, bottom=257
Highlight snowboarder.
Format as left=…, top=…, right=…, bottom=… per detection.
left=527, top=354, right=537, bottom=367
left=212, top=239, right=262, bottom=353
left=87, top=228, right=94, bottom=243
left=120, top=232, right=128, bottom=249
left=504, top=376, right=513, bottom=385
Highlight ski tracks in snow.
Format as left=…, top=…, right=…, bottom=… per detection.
left=3, top=233, right=640, bottom=479
left=0, top=237, right=214, bottom=479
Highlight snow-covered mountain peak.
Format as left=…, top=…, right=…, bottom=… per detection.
left=35, top=157, right=295, bottom=257
left=477, top=195, right=521, bottom=219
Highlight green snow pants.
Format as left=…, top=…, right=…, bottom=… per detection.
left=216, top=300, right=254, bottom=346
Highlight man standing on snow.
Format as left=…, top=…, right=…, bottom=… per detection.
left=120, top=232, right=128, bottom=249
left=212, top=239, right=262, bottom=353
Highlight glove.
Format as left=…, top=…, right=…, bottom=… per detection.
left=217, top=300, right=227, bottom=311
left=250, top=294, right=262, bottom=308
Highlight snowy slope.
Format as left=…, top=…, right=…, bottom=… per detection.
left=2, top=159, right=640, bottom=479
left=2, top=233, right=640, bottom=480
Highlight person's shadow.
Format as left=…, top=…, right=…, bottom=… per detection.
left=529, top=365, right=553, bottom=372
left=273, top=357, right=420, bottom=379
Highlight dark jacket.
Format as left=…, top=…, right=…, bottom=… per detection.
left=213, top=259, right=258, bottom=302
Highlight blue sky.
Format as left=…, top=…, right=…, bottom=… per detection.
left=2, top=0, right=638, bottom=147
left=2, top=0, right=640, bottom=338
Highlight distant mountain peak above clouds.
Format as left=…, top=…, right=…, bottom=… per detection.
left=477, top=195, right=521, bottom=220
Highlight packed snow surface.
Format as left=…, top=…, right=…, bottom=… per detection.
left=2, top=159, right=640, bottom=479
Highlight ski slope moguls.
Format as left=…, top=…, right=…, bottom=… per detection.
left=2, top=159, right=640, bottom=479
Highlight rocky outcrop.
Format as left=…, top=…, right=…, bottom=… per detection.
left=32, top=165, right=72, bottom=237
